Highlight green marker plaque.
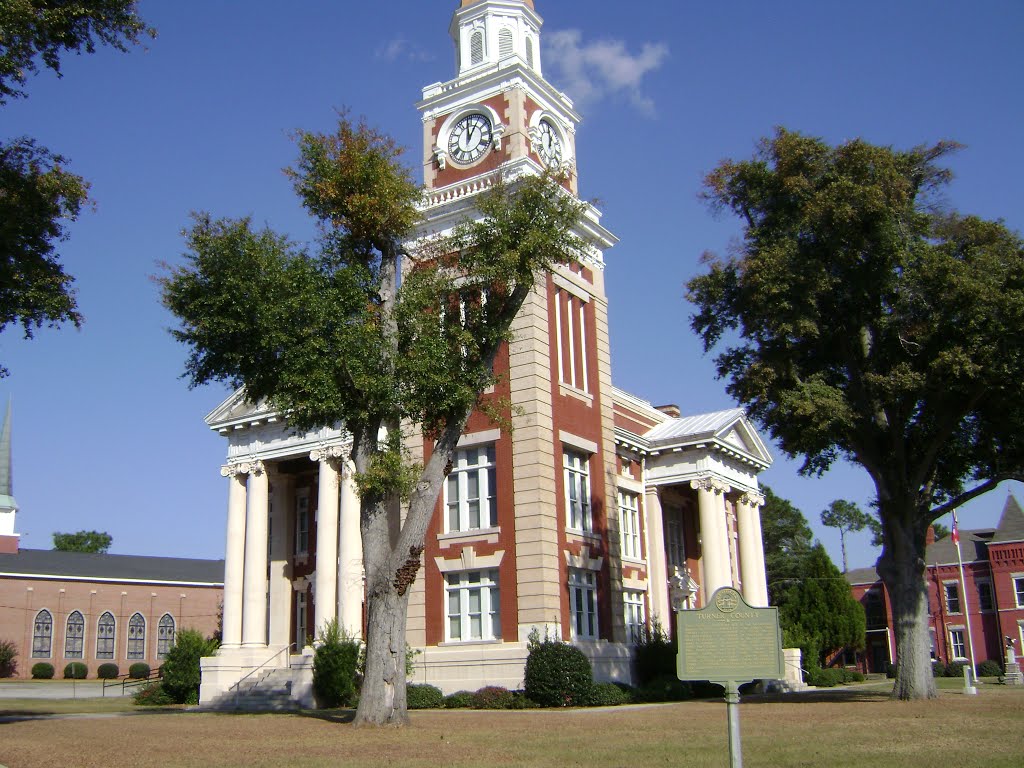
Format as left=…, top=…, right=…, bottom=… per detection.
left=676, top=587, right=784, bottom=685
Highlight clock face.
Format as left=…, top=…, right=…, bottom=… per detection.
left=537, top=119, right=563, bottom=167
left=448, top=113, right=493, bottom=165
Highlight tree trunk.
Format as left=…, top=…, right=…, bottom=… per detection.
left=876, top=507, right=937, bottom=700
left=354, top=571, right=411, bottom=726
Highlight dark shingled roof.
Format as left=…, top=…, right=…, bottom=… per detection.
left=926, top=528, right=993, bottom=566
left=991, top=495, right=1024, bottom=544
left=0, top=548, right=223, bottom=585
left=845, top=566, right=879, bottom=585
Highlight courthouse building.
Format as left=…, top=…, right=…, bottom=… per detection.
left=199, top=0, right=774, bottom=703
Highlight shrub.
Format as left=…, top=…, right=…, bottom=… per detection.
left=0, top=638, right=17, bottom=678
left=844, top=669, right=865, bottom=683
left=589, top=681, right=631, bottom=706
left=946, top=661, right=969, bottom=679
left=132, top=681, right=175, bottom=706
left=31, top=662, right=54, bottom=679
left=312, top=619, right=361, bottom=709
left=97, top=663, right=120, bottom=679
left=633, top=620, right=677, bottom=686
left=471, top=685, right=515, bottom=709
left=161, top=628, right=219, bottom=704
left=805, top=666, right=844, bottom=687
left=634, top=674, right=693, bottom=702
left=63, top=662, right=88, bottom=679
left=128, top=662, right=151, bottom=679
left=931, top=661, right=947, bottom=677
left=508, top=689, right=541, bottom=709
left=523, top=631, right=593, bottom=707
left=977, top=659, right=1003, bottom=678
left=405, top=683, right=444, bottom=709
left=443, top=690, right=474, bottom=709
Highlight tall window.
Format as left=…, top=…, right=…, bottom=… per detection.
left=157, top=614, right=176, bottom=659
left=943, top=582, right=961, bottom=614
left=296, top=591, right=308, bottom=646
left=624, top=590, right=645, bottom=644
left=1014, top=576, right=1024, bottom=608
left=32, top=609, right=52, bottom=658
left=949, top=628, right=966, bottom=659
left=665, top=506, right=685, bottom=569
left=295, top=492, right=309, bottom=555
left=864, top=590, right=886, bottom=630
left=554, top=288, right=589, bottom=392
left=445, top=444, right=497, bottom=532
left=445, top=569, right=501, bottom=642
left=65, top=611, right=85, bottom=659
left=470, top=30, right=484, bottom=65
left=96, top=612, right=116, bottom=659
left=619, top=491, right=641, bottom=559
left=525, top=38, right=534, bottom=68
left=568, top=568, right=598, bottom=640
left=564, top=450, right=591, bottom=532
left=977, top=580, right=994, bottom=612
left=127, top=613, right=146, bottom=659
left=498, top=28, right=513, bottom=58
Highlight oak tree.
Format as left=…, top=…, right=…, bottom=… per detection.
left=162, top=115, right=587, bottom=726
left=687, top=128, right=1024, bottom=700
left=52, top=529, right=111, bottom=553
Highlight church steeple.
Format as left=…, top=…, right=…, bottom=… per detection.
left=0, top=400, right=19, bottom=553
left=451, top=0, right=542, bottom=78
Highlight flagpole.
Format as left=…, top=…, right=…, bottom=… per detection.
left=952, top=509, right=979, bottom=685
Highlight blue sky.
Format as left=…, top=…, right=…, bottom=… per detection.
left=2, top=0, right=1022, bottom=571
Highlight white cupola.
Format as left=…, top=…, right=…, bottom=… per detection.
left=450, top=0, right=543, bottom=78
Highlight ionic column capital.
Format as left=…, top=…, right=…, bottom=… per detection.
left=739, top=491, right=765, bottom=509
left=690, top=476, right=731, bottom=495
left=309, top=444, right=345, bottom=464
left=220, top=459, right=266, bottom=478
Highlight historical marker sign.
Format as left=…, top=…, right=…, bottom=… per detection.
left=677, top=586, right=784, bottom=684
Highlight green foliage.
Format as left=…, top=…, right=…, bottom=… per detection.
left=945, top=661, right=969, bottom=679
left=160, top=628, right=218, bottom=704
left=132, top=681, right=174, bottom=706
left=523, top=637, right=593, bottom=707
left=63, top=661, right=87, bottom=679
left=977, top=659, right=1002, bottom=678
left=312, top=618, right=361, bottom=709
left=805, top=666, right=844, bottom=687
left=405, top=683, right=443, bottom=709
left=820, top=499, right=871, bottom=571
left=759, top=485, right=815, bottom=605
left=932, top=661, right=947, bottom=678
left=633, top=674, right=694, bottom=703
left=128, top=662, right=150, bottom=679
left=97, top=663, right=119, bottom=679
left=633, top=619, right=676, bottom=685
left=443, top=690, right=474, bottom=709
left=588, top=682, right=632, bottom=707
left=0, top=638, right=16, bottom=677
left=471, top=685, right=515, bottom=710
left=31, top=661, right=54, bottom=679
left=52, top=529, right=111, bottom=553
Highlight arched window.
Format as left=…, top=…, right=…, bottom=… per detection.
left=65, top=611, right=85, bottom=659
left=157, top=614, right=175, bottom=659
left=498, top=28, right=513, bottom=59
left=470, top=30, right=484, bottom=65
left=127, top=613, right=146, bottom=659
left=525, top=38, right=535, bottom=68
left=96, top=612, right=116, bottom=659
left=32, top=609, right=52, bottom=658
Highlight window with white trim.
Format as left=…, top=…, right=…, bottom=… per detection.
left=568, top=568, right=598, bottom=640
left=498, top=28, right=513, bottom=58
left=665, top=506, right=685, bottom=569
left=525, top=38, right=535, bottom=68
left=32, top=609, right=52, bottom=658
left=619, top=491, right=641, bottom=559
left=624, top=590, right=645, bottom=644
left=96, top=612, right=116, bottom=659
left=470, top=30, right=484, bottom=65
left=127, top=613, right=146, bottom=660
left=157, top=614, right=175, bottom=659
left=554, top=287, right=589, bottom=392
left=1014, top=576, right=1024, bottom=608
left=977, top=580, right=994, bottom=612
left=296, top=591, right=308, bottom=646
left=929, top=628, right=937, bottom=660
left=943, top=582, right=961, bottom=614
left=445, top=444, right=497, bottom=532
left=65, top=610, right=84, bottom=659
left=445, top=569, right=501, bottom=642
left=949, top=628, right=966, bottom=660
left=295, top=491, right=309, bottom=556
left=564, top=450, right=592, bottom=533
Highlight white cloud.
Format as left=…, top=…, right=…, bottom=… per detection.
left=375, top=38, right=433, bottom=63
left=545, top=29, right=668, bottom=116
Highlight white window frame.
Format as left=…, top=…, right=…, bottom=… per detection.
left=949, top=627, right=967, bottom=660
left=1013, top=574, right=1024, bottom=609
left=444, top=444, right=497, bottom=533
left=665, top=506, right=686, bottom=569
left=568, top=567, right=598, bottom=640
left=943, top=581, right=961, bottom=614
left=564, top=449, right=592, bottom=533
left=624, top=589, right=645, bottom=644
left=64, top=610, right=84, bottom=659
left=445, top=569, right=501, bottom=642
left=32, top=609, right=53, bottom=659
left=157, top=613, right=175, bottom=659
left=619, top=491, right=641, bottom=560
left=976, top=579, right=995, bottom=612
left=127, top=613, right=146, bottom=660
left=295, top=490, right=310, bottom=556
left=296, top=591, right=308, bottom=646
left=96, top=612, right=116, bottom=660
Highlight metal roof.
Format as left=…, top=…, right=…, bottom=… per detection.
left=991, top=495, right=1024, bottom=544
left=0, top=549, right=223, bottom=585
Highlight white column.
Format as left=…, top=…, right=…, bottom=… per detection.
left=738, top=492, right=769, bottom=607
left=312, top=446, right=342, bottom=636
left=268, top=471, right=294, bottom=648
left=242, top=461, right=269, bottom=647
left=692, top=477, right=732, bottom=598
left=338, top=461, right=363, bottom=639
left=219, top=465, right=248, bottom=649
left=643, top=487, right=670, bottom=626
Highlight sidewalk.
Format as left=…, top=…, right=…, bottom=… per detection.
left=0, top=680, right=133, bottom=698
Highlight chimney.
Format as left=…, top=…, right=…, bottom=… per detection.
left=655, top=404, right=681, bottom=419
left=925, top=525, right=936, bottom=547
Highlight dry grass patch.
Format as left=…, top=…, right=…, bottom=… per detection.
left=1, top=689, right=1022, bottom=768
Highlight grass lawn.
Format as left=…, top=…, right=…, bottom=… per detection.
left=2, top=686, right=1022, bottom=768
left=0, top=697, right=150, bottom=716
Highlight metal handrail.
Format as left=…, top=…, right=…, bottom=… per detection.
left=229, top=643, right=296, bottom=708
left=102, top=668, right=161, bottom=697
